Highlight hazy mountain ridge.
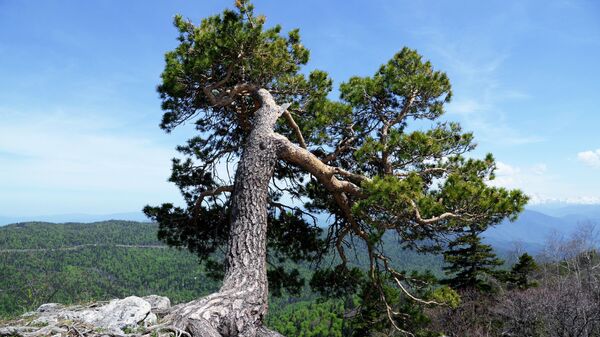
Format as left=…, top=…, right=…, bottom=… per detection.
left=0, top=221, right=161, bottom=249
left=483, top=205, right=600, bottom=253
left=2, top=204, right=598, bottom=253
left=527, top=203, right=600, bottom=219
left=0, top=212, right=148, bottom=226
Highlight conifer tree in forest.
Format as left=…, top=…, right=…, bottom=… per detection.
left=508, top=253, right=538, bottom=289
left=442, top=226, right=504, bottom=292
left=143, top=1, right=527, bottom=336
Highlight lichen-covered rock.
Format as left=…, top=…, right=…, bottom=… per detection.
left=36, top=303, right=63, bottom=313
left=0, top=295, right=171, bottom=337
left=31, top=296, right=151, bottom=334
left=142, top=295, right=171, bottom=312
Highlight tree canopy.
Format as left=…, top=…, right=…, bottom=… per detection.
left=143, top=1, right=528, bottom=336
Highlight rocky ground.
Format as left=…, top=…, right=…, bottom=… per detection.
left=0, top=295, right=184, bottom=337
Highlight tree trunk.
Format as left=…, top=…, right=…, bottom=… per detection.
left=167, top=89, right=284, bottom=337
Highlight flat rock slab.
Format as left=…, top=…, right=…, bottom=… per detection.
left=0, top=295, right=171, bottom=337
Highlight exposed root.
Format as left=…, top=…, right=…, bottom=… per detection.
left=143, top=323, right=192, bottom=337
left=157, top=288, right=282, bottom=337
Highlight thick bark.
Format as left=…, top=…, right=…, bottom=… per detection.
left=167, top=89, right=284, bottom=337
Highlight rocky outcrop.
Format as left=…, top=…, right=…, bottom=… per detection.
left=0, top=295, right=177, bottom=337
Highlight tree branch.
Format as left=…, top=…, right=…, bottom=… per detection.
left=274, top=133, right=367, bottom=197
left=202, top=82, right=258, bottom=108
left=322, top=125, right=357, bottom=164
left=281, top=108, right=307, bottom=149
left=193, top=186, right=234, bottom=212
left=390, top=91, right=417, bottom=126
left=409, top=199, right=466, bottom=225
left=395, top=167, right=448, bottom=178
left=380, top=91, right=417, bottom=175
left=377, top=254, right=443, bottom=306
left=273, top=132, right=372, bottom=248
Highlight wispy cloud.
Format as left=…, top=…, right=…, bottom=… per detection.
left=577, top=149, right=600, bottom=169
left=488, top=161, right=553, bottom=193
left=0, top=109, right=181, bottom=215
left=488, top=160, right=600, bottom=204
left=408, top=4, right=545, bottom=147
left=442, top=56, right=544, bottom=146
left=531, top=163, right=548, bottom=175
left=529, top=195, right=600, bottom=205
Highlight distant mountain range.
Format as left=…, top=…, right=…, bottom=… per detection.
left=0, top=212, right=149, bottom=226
left=2, top=204, right=599, bottom=253
left=528, top=203, right=600, bottom=220
left=484, top=204, right=600, bottom=253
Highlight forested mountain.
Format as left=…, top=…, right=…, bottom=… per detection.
left=4, top=205, right=593, bottom=253
left=0, top=221, right=441, bottom=325
left=0, top=221, right=215, bottom=318
left=483, top=208, right=599, bottom=252
left=483, top=209, right=568, bottom=251
left=2, top=220, right=599, bottom=336
left=0, top=212, right=148, bottom=226
left=0, top=221, right=159, bottom=248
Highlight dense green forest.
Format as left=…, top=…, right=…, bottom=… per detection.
left=2, top=221, right=599, bottom=336
left=0, top=221, right=161, bottom=249
left=0, top=221, right=215, bottom=316
left=0, top=220, right=441, bottom=336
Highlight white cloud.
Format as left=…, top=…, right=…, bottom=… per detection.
left=490, top=161, right=521, bottom=187
left=577, top=149, right=600, bottom=168
left=528, top=194, right=600, bottom=205
left=415, top=18, right=544, bottom=147
left=448, top=99, right=485, bottom=116
left=531, top=163, right=548, bottom=175
left=488, top=161, right=600, bottom=205
left=496, top=162, right=520, bottom=176
left=0, top=110, right=183, bottom=215
left=488, top=161, right=552, bottom=191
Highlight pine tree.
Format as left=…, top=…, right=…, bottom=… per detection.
left=508, top=253, right=538, bottom=289
left=143, top=1, right=528, bottom=335
left=442, top=227, right=504, bottom=291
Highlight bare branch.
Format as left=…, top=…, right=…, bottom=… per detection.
left=322, top=125, right=357, bottom=164
left=383, top=298, right=415, bottom=337
left=395, top=167, right=448, bottom=178
left=193, top=185, right=234, bottom=212
left=332, top=167, right=369, bottom=184
left=269, top=201, right=318, bottom=227
left=281, top=108, right=307, bottom=149
left=409, top=199, right=471, bottom=225
left=378, top=254, right=443, bottom=306
left=390, top=90, right=418, bottom=126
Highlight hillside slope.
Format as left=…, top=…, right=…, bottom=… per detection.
left=483, top=209, right=597, bottom=252
left=0, top=221, right=217, bottom=318
left=0, top=220, right=445, bottom=320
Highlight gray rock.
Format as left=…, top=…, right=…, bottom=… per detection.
left=29, top=296, right=151, bottom=335
left=0, top=296, right=171, bottom=337
left=36, top=303, right=63, bottom=313
left=142, top=295, right=171, bottom=311
left=142, top=312, right=158, bottom=327
left=80, top=296, right=151, bottom=330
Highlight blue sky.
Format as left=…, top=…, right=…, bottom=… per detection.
left=0, top=0, right=599, bottom=216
